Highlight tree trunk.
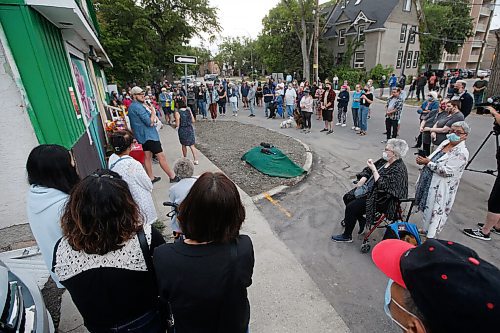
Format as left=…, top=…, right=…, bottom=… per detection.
left=488, top=30, right=500, bottom=98
left=301, top=17, right=310, bottom=82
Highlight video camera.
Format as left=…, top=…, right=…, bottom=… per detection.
left=476, top=96, right=500, bottom=134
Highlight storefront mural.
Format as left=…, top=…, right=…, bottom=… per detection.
left=70, top=55, right=96, bottom=123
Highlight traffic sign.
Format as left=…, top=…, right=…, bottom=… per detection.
left=174, top=55, right=197, bottom=65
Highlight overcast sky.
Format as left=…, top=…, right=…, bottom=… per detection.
left=193, top=0, right=500, bottom=53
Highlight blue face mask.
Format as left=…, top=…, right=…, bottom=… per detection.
left=384, top=279, right=423, bottom=332
left=446, top=133, right=461, bottom=142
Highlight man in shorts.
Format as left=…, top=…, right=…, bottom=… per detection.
left=320, top=81, right=336, bottom=134
left=128, top=86, right=179, bottom=183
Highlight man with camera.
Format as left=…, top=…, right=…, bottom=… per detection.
left=463, top=106, right=500, bottom=241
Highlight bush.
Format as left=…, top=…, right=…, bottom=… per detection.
left=330, top=67, right=366, bottom=89
left=368, top=64, right=394, bottom=81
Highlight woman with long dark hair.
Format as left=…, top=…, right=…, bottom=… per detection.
left=154, top=172, right=254, bottom=333
left=26, top=144, right=80, bottom=287
left=52, top=169, right=165, bottom=332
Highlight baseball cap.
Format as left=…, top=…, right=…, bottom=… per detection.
left=372, top=239, right=500, bottom=332
left=130, top=86, right=144, bottom=95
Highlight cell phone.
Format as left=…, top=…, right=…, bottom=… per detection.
left=417, top=149, right=427, bottom=157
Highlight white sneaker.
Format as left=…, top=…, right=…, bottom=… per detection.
left=193, top=160, right=199, bottom=165
left=351, top=126, right=356, bottom=130
left=335, top=122, right=342, bottom=126
left=341, top=124, right=346, bottom=127
left=355, top=127, right=360, bottom=131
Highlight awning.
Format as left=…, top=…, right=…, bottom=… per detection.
left=26, top=0, right=112, bottom=66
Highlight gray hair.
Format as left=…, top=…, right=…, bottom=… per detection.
left=173, top=158, right=194, bottom=179
left=387, top=139, right=409, bottom=159
left=451, top=121, right=471, bottom=134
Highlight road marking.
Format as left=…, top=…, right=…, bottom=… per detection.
left=263, top=193, right=292, bottom=218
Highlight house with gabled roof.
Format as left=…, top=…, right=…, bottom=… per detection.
left=323, top=0, right=422, bottom=76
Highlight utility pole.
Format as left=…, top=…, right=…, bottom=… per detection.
left=313, top=0, right=320, bottom=83
left=475, top=3, right=495, bottom=75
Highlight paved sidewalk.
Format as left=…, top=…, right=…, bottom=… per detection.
left=59, top=124, right=349, bottom=333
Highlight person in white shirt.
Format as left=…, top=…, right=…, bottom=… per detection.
left=108, top=130, right=157, bottom=224
left=285, top=83, right=297, bottom=117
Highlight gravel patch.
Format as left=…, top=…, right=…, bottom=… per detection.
left=195, top=120, right=306, bottom=196
left=0, top=224, right=35, bottom=252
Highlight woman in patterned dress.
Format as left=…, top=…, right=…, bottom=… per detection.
left=175, top=96, right=199, bottom=165
left=314, top=82, right=324, bottom=120
left=415, top=121, right=470, bottom=239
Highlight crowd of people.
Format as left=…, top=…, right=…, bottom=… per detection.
left=21, top=70, right=500, bottom=332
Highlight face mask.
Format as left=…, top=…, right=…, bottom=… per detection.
left=382, top=151, right=390, bottom=161
left=384, top=279, right=421, bottom=332
left=427, top=96, right=433, bottom=101
left=446, top=133, right=461, bottom=142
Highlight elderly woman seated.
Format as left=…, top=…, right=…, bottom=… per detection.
left=415, top=121, right=470, bottom=239
left=332, top=139, right=409, bottom=243
left=168, top=158, right=197, bottom=238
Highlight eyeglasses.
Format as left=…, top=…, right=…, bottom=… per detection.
left=450, top=129, right=466, bottom=135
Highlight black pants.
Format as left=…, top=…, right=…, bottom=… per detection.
left=416, top=86, right=425, bottom=100
left=342, top=194, right=367, bottom=238
left=385, top=118, right=398, bottom=140
left=218, top=101, right=226, bottom=114
left=422, top=143, right=431, bottom=157
left=303, top=112, right=312, bottom=129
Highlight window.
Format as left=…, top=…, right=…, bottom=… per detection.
left=406, top=51, right=413, bottom=68
left=396, top=50, right=404, bottom=69
left=338, top=29, right=346, bottom=46
left=409, top=26, right=416, bottom=44
left=413, top=51, right=420, bottom=68
left=354, top=51, right=365, bottom=68
left=400, top=24, right=407, bottom=43
left=403, top=0, right=411, bottom=12
left=358, top=25, right=365, bottom=42
left=336, top=53, right=344, bottom=65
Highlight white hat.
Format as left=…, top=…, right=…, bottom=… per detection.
left=130, top=86, right=144, bottom=95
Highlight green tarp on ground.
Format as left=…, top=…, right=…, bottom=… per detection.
left=241, top=147, right=305, bottom=178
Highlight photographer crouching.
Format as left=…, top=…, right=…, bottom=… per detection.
left=463, top=106, right=500, bottom=241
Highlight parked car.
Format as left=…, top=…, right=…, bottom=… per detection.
left=477, top=69, right=489, bottom=77
left=445, top=68, right=471, bottom=79
left=204, top=73, right=218, bottom=81
left=0, top=260, right=54, bottom=332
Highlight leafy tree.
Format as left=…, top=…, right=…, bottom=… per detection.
left=94, top=0, right=220, bottom=85
left=419, top=0, right=474, bottom=65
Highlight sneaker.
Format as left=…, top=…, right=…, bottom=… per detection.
left=355, top=127, right=360, bottom=131
left=169, top=176, right=181, bottom=183
left=351, top=126, right=356, bottom=130
left=335, top=122, right=342, bottom=126
left=320, top=128, right=328, bottom=132
left=331, top=234, right=353, bottom=243
left=152, top=176, right=161, bottom=184
left=477, top=223, right=500, bottom=235
left=327, top=130, right=334, bottom=134
left=152, top=157, right=159, bottom=164
left=381, top=140, right=387, bottom=143
left=463, top=228, right=491, bottom=241
left=341, top=123, right=346, bottom=127
left=193, top=160, right=199, bottom=165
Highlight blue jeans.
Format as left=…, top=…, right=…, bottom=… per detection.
left=286, top=104, right=294, bottom=117
left=264, top=102, right=270, bottom=116
left=249, top=100, right=255, bottom=115
left=358, top=105, right=369, bottom=132
left=197, top=100, right=206, bottom=118
left=473, top=93, right=484, bottom=107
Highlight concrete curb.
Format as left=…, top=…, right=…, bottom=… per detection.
left=251, top=131, right=313, bottom=202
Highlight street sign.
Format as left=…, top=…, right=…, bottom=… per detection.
left=174, top=55, right=197, bottom=65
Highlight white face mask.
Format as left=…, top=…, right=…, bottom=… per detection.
left=382, top=151, right=390, bottom=161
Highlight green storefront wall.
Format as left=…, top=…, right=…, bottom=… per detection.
left=0, top=4, right=85, bottom=149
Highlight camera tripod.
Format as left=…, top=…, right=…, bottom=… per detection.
left=465, top=128, right=499, bottom=177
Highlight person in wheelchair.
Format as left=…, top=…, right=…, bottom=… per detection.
left=168, top=158, right=197, bottom=239
left=332, top=139, right=409, bottom=243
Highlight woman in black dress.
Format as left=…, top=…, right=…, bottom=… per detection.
left=217, top=84, right=227, bottom=116
left=174, top=97, right=198, bottom=165
left=154, top=172, right=254, bottom=333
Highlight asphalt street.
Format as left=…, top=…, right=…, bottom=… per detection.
left=215, top=92, right=499, bottom=333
